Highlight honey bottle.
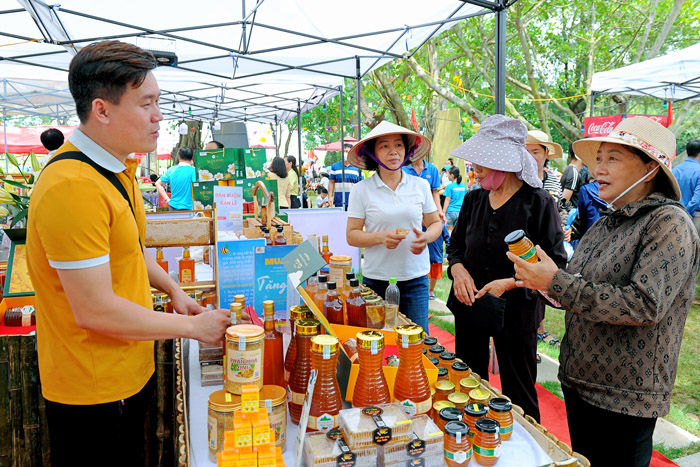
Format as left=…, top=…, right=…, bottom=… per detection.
left=394, top=324, right=432, bottom=416
left=275, top=226, right=287, bottom=245
left=284, top=305, right=309, bottom=384
left=345, top=278, right=366, bottom=327
left=352, top=331, right=390, bottom=407
left=153, top=294, right=165, bottom=312
left=305, top=273, right=319, bottom=298
left=288, top=318, right=321, bottom=425
left=444, top=421, right=472, bottom=466
left=262, top=227, right=273, bottom=246
left=262, top=300, right=285, bottom=387
left=230, top=302, right=243, bottom=325
left=234, top=294, right=245, bottom=308
left=307, top=335, right=342, bottom=432
left=314, top=275, right=328, bottom=312
left=323, top=282, right=344, bottom=325
left=321, top=235, right=332, bottom=263
left=473, top=418, right=501, bottom=465
left=178, top=247, right=195, bottom=284
left=156, top=247, right=168, bottom=272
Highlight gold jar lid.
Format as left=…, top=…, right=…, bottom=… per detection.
left=448, top=392, right=469, bottom=405
left=289, top=306, right=308, bottom=320
left=263, top=300, right=274, bottom=314
left=469, top=388, right=490, bottom=402
left=356, top=330, right=384, bottom=349
left=295, top=318, right=321, bottom=336
left=260, top=385, right=287, bottom=407
left=311, top=335, right=339, bottom=353
left=460, top=377, right=480, bottom=390
left=435, top=380, right=456, bottom=393
left=226, top=324, right=264, bottom=341
left=208, top=389, right=241, bottom=412
left=329, top=255, right=352, bottom=263
left=394, top=324, right=424, bottom=344
left=432, top=400, right=455, bottom=412
left=364, top=296, right=382, bottom=306
left=234, top=294, right=245, bottom=303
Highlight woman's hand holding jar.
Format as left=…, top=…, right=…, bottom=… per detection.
left=506, top=245, right=559, bottom=291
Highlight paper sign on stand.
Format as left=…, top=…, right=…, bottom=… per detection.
left=216, top=239, right=265, bottom=311
left=253, top=245, right=295, bottom=319
left=213, top=185, right=243, bottom=234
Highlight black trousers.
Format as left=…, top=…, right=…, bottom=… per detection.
left=562, top=385, right=657, bottom=467
left=290, top=194, right=301, bottom=208
left=46, top=374, right=155, bottom=466
left=453, top=318, right=540, bottom=422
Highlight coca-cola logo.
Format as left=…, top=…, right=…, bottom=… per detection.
left=587, top=121, right=616, bottom=135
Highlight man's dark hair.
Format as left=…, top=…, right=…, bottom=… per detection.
left=269, top=156, right=288, bottom=178
left=208, top=140, right=224, bottom=149
left=149, top=173, right=158, bottom=183
left=317, top=186, right=328, bottom=194
left=178, top=147, right=194, bottom=161
left=360, top=134, right=411, bottom=171
left=687, top=140, right=700, bottom=159
left=40, top=128, right=65, bottom=151
left=68, top=41, right=157, bottom=123
left=343, top=142, right=353, bottom=150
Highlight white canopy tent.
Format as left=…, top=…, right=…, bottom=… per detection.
left=591, top=42, right=700, bottom=106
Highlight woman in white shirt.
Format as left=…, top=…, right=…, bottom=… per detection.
left=346, top=121, right=442, bottom=332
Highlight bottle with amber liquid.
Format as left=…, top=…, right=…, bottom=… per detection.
left=307, top=335, right=342, bottom=432
left=352, top=331, right=390, bottom=407
left=323, top=282, right=344, bottom=325
left=342, top=272, right=355, bottom=301
left=230, top=302, right=243, bottom=325
left=394, top=324, right=432, bottom=416
left=288, top=318, right=320, bottom=425
left=346, top=278, right=366, bottom=327
left=153, top=295, right=165, bottom=312
left=321, top=235, right=332, bottom=263
left=262, top=227, right=273, bottom=246
left=156, top=247, right=168, bottom=272
left=305, top=273, right=319, bottom=298
left=275, top=226, right=287, bottom=245
left=314, top=275, right=328, bottom=312
left=262, top=300, right=285, bottom=387
left=179, top=247, right=195, bottom=284
left=284, top=306, right=309, bottom=384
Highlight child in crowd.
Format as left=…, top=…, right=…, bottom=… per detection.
left=315, top=186, right=330, bottom=208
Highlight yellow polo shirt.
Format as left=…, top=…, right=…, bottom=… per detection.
left=26, top=130, right=154, bottom=404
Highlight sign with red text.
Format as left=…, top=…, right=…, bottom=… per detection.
left=584, top=114, right=668, bottom=137
left=213, top=185, right=243, bottom=234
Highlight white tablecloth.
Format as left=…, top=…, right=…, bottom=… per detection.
left=185, top=339, right=553, bottom=466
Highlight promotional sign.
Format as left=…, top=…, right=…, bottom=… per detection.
left=583, top=114, right=668, bottom=137
left=216, top=239, right=265, bottom=311
left=213, top=185, right=244, bottom=234
left=282, top=240, right=327, bottom=288
left=253, top=245, right=296, bottom=319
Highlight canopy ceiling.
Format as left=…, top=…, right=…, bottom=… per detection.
left=0, top=0, right=501, bottom=123
left=591, top=43, right=700, bottom=102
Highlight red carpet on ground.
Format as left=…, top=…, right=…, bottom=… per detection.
left=427, top=322, right=677, bottom=467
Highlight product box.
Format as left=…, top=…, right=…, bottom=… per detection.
left=192, top=180, right=218, bottom=210
left=194, top=147, right=242, bottom=181
left=0, top=296, right=36, bottom=336
left=242, top=148, right=266, bottom=179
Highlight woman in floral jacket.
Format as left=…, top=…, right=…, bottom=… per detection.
left=509, top=117, right=700, bottom=467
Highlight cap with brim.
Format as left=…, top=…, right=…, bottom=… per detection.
left=346, top=120, right=431, bottom=170
left=526, top=130, right=563, bottom=159
left=450, top=114, right=542, bottom=189
left=571, top=116, right=680, bottom=201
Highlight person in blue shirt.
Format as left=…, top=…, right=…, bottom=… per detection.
left=155, top=147, right=197, bottom=210
left=329, top=143, right=363, bottom=209
left=672, top=139, right=700, bottom=234
left=428, top=224, right=450, bottom=300
left=442, top=166, right=467, bottom=234
left=403, top=157, right=445, bottom=222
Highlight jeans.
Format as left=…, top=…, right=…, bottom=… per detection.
left=363, top=275, right=430, bottom=333
left=562, top=385, right=656, bottom=467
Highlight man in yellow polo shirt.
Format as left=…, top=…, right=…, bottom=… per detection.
left=26, top=41, right=231, bottom=465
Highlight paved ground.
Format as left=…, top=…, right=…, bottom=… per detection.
left=429, top=297, right=700, bottom=456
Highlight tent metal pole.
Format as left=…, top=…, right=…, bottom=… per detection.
left=3, top=80, right=8, bottom=173
left=241, top=0, right=247, bottom=52
left=339, top=85, right=346, bottom=209
left=355, top=56, right=361, bottom=139
left=297, top=100, right=303, bottom=205
left=494, top=2, right=506, bottom=115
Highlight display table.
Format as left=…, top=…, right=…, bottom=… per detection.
left=185, top=338, right=559, bottom=466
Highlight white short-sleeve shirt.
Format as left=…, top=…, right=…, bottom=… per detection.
left=348, top=172, right=437, bottom=281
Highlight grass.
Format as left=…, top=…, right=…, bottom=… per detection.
left=654, top=442, right=700, bottom=460
left=540, top=381, right=564, bottom=400
left=429, top=314, right=454, bottom=335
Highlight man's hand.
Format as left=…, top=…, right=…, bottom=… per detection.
left=506, top=246, right=559, bottom=291
left=410, top=227, right=429, bottom=255
left=476, top=278, right=515, bottom=299
left=564, top=227, right=572, bottom=242
left=438, top=210, right=446, bottom=223
left=190, top=308, right=231, bottom=345
left=380, top=229, right=407, bottom=249
left=171, top=290, right=205, bottom=316
left=451, top=263, right=478, bottom=306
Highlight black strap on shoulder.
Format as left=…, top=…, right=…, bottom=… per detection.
left=44, top=150, right=143, bottom=250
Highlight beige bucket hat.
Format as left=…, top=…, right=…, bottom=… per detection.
left=526, top=130, right=563, bottom=159
left=572, top=116, right=680, bottom=201
left=346, top=120, right=431, bottom=170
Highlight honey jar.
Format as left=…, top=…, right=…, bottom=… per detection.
left=224, top=325, right=265, bottom=394
left=437, top=407, right=463, bottom=433
left=444, top=421, right=472, bottom=466
left=487, top=398, right=514, bottom=441
left=459, top=377, right=479, bottom=394
left=434, top=380, right=456, bottom=402
left=450, top=361, right=471, bottom=388
left=468, top=388, right=490, bottom=405
left=431, top=400, right=455, bottom=426
left=463, top=402, right=489, bottom=437
left=473, top=418, right=501, bottom=465
left=423, top=336, right=438, bottom=353
left=447, top=392, right=469, bottom=412
left=439, top=351, right=456, bottom=368
left=437, top=367, right=449, bottom=381
left=428, top=344, right=445, bottom=359
left=428, top=356, right=440, bottom=366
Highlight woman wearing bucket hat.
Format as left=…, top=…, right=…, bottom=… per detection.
left=345, top=121, right=442, bottom=332
left=445, top=115, right=568, bottom=422
left=508, top=116, right=700, bottom=466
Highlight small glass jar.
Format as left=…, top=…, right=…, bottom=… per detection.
left=259, top=385, right=289, bottom=451
left=207, top=389, right=240, bottom=461
left=437, top=367, right=449, bottom=381
left=439, top=351, right=456, bottom=368
left=428, top=356, right=440, bottom=366
left=423, top=336, right=438, bottom=353
left=487, top=398, right=514, bottom=441
left=431, top=400, right=455, bottom=426
left=225, top=324, right=265, bottom=394
left=428, top=344, right=445, bottom=359
left=444, top=421, right=472, bottom=466
left=450, top=361, right=471, bottom=388
left=437, top=407, right=463, bottom=433
left=463, top=402, right=489, bottom=437
left=434, top=380, right=456, bottom=402
left=473, top=418, right=501, bottom=465
left=364, top=296, right=385, bottom=329
left=468, top=388, right=490, bottom=405
left=459, top=376, right=480, bottom=394
left=447, top=392, right=469, bottom=412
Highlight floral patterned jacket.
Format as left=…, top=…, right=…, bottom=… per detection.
left=548, top=194, right=700, bottom=418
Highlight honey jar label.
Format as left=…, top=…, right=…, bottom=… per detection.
left=289, top=390, right=306, bottom=405
left=308, top=413, right=338, bottom=432
left=398, top=398, right=431, bottom=417
left=406, top=438, right=426, bottom=457
left=473, top=444, right=501, bottom=458
left=268, top=407, right=286, bottom=445
left=445, top=448, right=471, bottom=463
left=207, top=415, right=217, bottom=450
left=361, top=407, right=393, bottom=445
left=499, top=423, right=513, bottom=435
left=227, top=348, right=262, bottom=383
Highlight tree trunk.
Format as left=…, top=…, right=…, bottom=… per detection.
left=172, top=121, right=203, bottom=163
left=634, top=0, right=660, bottom=63
left=372, top=68, right=412, bottom=128
left=649, top=0, right=686, bottom=59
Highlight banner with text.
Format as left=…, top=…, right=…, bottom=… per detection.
left=253, top=245, right=296, bottom=319
left=214, top=185, right=244, bottom=234
left=216, top=239, right=265, bottom=311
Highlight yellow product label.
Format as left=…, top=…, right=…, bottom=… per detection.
left=181, top=268, right=193, bottom=283
left=308, top=413, right=338, bottom=432
left=227, top=348, right=262, bottom=383
left=398, top=397, right=432, bottom=416
left=207, top=415, right=217, bottom=451
left=290, top=390, right=306, bottom=405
